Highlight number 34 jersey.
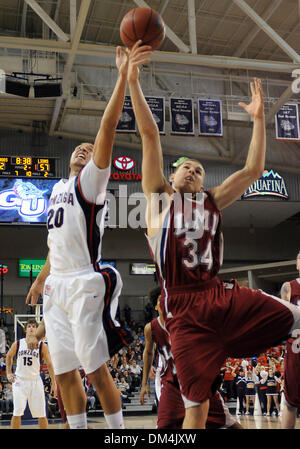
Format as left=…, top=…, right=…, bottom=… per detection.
left=47, top=159, right=109, bottom=274
left=15, top=338, right=43, bottom=380
left=147, top=191, right=223, bottom=289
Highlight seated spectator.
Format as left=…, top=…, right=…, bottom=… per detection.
left=1, top=382, right=13, bottom=414
left=86, top=384, right=96, bottom=411
left=117, top=377, right=130, bottom=404
left=47, top=391, right=59, bottom=419
left=129, top=360, right=142, bottom=389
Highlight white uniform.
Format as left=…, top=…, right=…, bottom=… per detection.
left=12, top=338, right=46, bottom=418
left=43, top=159, right=132, bottom=375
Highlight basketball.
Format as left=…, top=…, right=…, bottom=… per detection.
left=120, top=7, right=165, bottom=50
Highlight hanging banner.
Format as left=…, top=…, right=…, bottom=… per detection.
left=116, top=96, right=136, bottom=133
left=170, top=98, right=194, bottom=135
left=275, top=103, right=300, bottom=141
left=198, top=99, right=223, bottom=136
left=145, top=96, right=165, bottom=134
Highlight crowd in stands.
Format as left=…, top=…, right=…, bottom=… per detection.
left=218, top=345, right=287, bottom=416
left=0, top=304, right=297, bottom=421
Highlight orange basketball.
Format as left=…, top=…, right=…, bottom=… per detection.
left=120, top=7, right=165, bottom=50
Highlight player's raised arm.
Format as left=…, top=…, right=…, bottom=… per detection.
left=26, top=253, right=50, bottom=306
left=210, top=78, right=266, bottom=211
left=127, top=41, right=172, bottom=197
left=92, top=46, right=129, bottom=170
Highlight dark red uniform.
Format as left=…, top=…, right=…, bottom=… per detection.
left=147, top=192, right=300, bottom=403
left=284, top=280, right=300, bottom=408
left=150, top=317, right=235, bottom=429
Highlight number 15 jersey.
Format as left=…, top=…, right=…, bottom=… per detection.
left=15, top=338, right=43, bottom=380
left=146, top=191, right=223, bottom=289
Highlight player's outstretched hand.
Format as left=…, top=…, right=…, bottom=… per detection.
left=25, top=278, right=45, bottom=306
left=238, top=78, right=264, bottom=119
left=127, top=40, right=153, bottom=83
left=7, top=373, right=15, bottom=383
left=139, top=384, right=150, bottom=405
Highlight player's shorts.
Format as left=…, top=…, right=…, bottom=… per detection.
left=43, top=264, right=132, bottom=376
left=163, top=278, right=300, bottom=404
left=157, top=380, right=235, bottom=429
left=284, top=338, right=300, bottom=408
left=12, top=376, right=46, bottom=418
left=157, top=380, right=185, bottom=429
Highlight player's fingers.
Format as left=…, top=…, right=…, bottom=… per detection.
left=131, top=39, right=143, bottom=52
left=250, top=81, right=255, bottom=97
left=131, top=58, right=151, bottom=67
left=238, top=102, right=247, bottom=110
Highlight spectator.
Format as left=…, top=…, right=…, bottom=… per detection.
left=86, top=384, right=97, bottom=411
left=0, top=319, right=6, bottom=356
left=123, top=304, right=132, bottom=325
left=234, top=368, right=247, bottom=415
left=266, top=368, right=280, bottom=416
left=245, top=371, right=256, bottom=415
left=1, top=382, right=13, bottom=415
left=47, top=391, right=59, bottom=419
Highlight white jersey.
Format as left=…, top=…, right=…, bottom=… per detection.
left=15, top=338, right=43, bottom=380
left=47, top=159, right=110, bottom=273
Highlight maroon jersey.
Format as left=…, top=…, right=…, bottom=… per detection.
left=284, top=279, right=300, bottom=408
left=289, top=279, right=300, bottom=307
left=147, top=191, right=223, bottom=292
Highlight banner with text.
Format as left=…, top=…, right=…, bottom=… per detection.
left=198, top=99, right=223, bottom=136
left=170, top=98, right=194, bottom=135
left=116, top=96, right=136, bottom=133
left=145, top=96, right=165, bottom=134
left=275, top=103, right=300, bottom=141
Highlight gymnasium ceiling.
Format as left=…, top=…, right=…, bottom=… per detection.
left=0, top=0, right=300, bottom=231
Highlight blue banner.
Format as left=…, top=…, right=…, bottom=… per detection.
left=198, top=99, right=223, bottom=136
left=275, top=103, right=300, bottom=141
left=145, top=96, right=165, bottom=134
left=170, top=98, right=194, bottom=135
left=117, top=96, right=136, bottom=133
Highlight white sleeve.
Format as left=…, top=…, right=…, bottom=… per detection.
left=78, top=158, right=111, bottom=204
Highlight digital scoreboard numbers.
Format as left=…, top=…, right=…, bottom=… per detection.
left=0, top=156, right=56, bottom=178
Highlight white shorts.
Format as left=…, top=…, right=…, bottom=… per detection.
left=12, top=376, right=46, bottom=418
left=43, top=264, right=125, bottom=376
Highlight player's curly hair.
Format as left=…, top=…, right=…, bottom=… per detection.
left=148, top=286, right=162, bottom=308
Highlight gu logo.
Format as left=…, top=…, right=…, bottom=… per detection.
left=0, top=180, right=48, bottom=217
left=113, top=156, right=136, bottom=171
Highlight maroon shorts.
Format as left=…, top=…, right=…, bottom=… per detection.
left=163, top=279, right=295, bottom=403
left=284, top=338, right=300, bottom=408
left=157, top=379, right=231, bottom=429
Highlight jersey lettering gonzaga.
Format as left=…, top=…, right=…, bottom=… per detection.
left=15, top=338, right=42, bottom=380
left=47, top=159, right=109, bottom=273
left=147, top=191, right=223, bottom=289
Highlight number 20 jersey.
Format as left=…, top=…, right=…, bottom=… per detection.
left=47, top=160, right=108, bottom=274
left=147, top=191, right=223, bottom=289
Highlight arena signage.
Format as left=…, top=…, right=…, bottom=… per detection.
left=110, top=156, right=142, bottom=182
left=18, top=259, right=46, bottom=277
left=242, top=170, right=288, bottom=200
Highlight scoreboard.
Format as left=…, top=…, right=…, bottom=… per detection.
left=0, top=156, right=56, bottom=178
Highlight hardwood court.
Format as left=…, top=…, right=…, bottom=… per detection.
left=0, top=414, right=299, bottom=429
